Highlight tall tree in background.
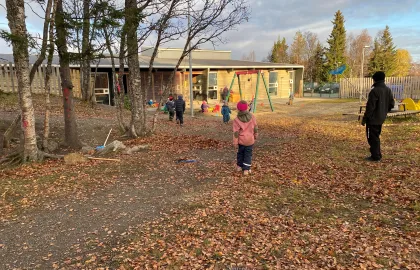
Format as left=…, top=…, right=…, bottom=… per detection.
left=268, top=37, right=288, bottom=63
left=289, top=31, right=305, bottom=65
left=346, top=29, right=372, bottom=77
left=5, top=0, right=38, bottom=161
left=303, top=31, right=319, bottom=82
left=324, top=10, right=347, bottom=82
left=56, top=0, right=81, bottom=148
left=393, top=49, right=412, bottom=77
left=368, top=26, right=396, bottom=76
left=242, top=51, right=256, bottom=61
left=311, top=42, right=326, bottom=83
left=409, top=62, right=420, bottom=76
left=81, top=0, right=91, bottom=102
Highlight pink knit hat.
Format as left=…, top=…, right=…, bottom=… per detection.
left=237, top=100, right=248, bottom=111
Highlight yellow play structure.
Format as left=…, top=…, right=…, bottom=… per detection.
left=400, top=98, right=420, bottom=111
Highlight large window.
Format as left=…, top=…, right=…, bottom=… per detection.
left=208, top=72, right=218, bottom=99
left=268, top=71, right=278, bottom=95
left=208, top=72, right=218, bottom=87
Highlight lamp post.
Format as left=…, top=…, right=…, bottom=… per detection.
left=361, top=45, right=371, bottom=78
left=188, top=0, right=194, bottom=117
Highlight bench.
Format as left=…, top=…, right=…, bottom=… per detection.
left=343, top=110, right=420, bottom=119
left=357, top=103, right=407, bottom=120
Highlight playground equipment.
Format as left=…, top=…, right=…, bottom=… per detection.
left=401, top=98, right=420, bottom=110
left=225, top=70, right=274, bottom=113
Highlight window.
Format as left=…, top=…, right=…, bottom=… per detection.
left=268, top=71, right=278, bottom=95
left=207, top=72, right=218, bottom=100
left=208, top=90, right=218, bottom=99
left=208, top=72, right=218, bottom=87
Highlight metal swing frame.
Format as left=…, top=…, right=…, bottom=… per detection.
left=224, top=70, right=274, bottom=113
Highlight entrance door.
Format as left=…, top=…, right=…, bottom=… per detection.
left=288, top=71, right=295, bottom=96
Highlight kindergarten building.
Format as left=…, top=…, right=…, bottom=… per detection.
left=0, top=48, right=304, bottom=105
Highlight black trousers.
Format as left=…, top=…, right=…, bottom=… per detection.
left=169, top=111, right=174, bottom=120
left=366, top=124, right=382, bottom=160
left=176, top=111, right=184, bottom=125
left=237, top=144, right=253, bottom=171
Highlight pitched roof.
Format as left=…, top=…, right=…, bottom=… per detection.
left=0, top=54, right=304, bottom=70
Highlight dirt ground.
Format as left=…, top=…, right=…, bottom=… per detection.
left=0, top=93, right=419, bottom=269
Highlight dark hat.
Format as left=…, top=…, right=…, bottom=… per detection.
left=372, top=71, right=385, bottom=82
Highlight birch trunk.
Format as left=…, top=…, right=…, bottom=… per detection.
left=43, top=0, right=58, bottom=150
left=103, top=27, right=126, bottom=132
left=56, top=0, right=81, bottom=149
left=5, top=0, right=38, bottom=161
left=117, top=31, right=127, bottom=133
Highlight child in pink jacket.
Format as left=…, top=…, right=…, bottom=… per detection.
left=233, top=100, right=258, bottom=175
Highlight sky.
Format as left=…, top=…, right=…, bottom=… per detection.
left=0, top=0, right=419, bottom=62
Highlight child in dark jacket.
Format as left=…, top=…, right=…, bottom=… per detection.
left=221, top=101, right=231, bottom=124
left=174, top=95, right=186, bottom=126
left=233, top=100, right=258, bottom=176
left=166, top=96, right=175, bottom=121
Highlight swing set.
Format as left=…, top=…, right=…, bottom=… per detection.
left=224, top=70, right=274, bottom=113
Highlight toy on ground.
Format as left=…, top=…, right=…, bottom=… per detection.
left=401, top=98, right=420, bottom=110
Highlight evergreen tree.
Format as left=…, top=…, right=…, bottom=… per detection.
left=324, top=10, right=347, bottom=82
left=368, top=39, right=382, bottom=75
left=312, top=42, right=327, bottom=83
left=368, top=26, right=396, bottom=76
left=268, top=36, right=288, bottom=63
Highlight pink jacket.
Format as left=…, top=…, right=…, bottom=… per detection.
left=233, top=111, right=258, bottom=146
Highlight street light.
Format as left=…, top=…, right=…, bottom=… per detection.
left=361, top=45, right=371, bottom=78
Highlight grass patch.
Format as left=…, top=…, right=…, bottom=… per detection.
left=385, top=115, right=420, bottom=124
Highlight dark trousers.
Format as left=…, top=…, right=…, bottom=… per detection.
left=169, top=111, right=174, bottom=121
left=176, top=111, right=184, bottom=125
left=366, top=124, right=382, bottom=160
left=237, top=144, right=253, bottom=171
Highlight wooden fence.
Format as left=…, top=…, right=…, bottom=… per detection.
left=340, top=77, right=420, bottom=100
left=0, top=62, right=82, bottom=98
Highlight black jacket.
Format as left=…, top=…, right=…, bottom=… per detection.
left=166, top=100, right=175, bottom=112
left=175, top=97, right=185, bottom=112
left=363, top=81, right=395, bottom=125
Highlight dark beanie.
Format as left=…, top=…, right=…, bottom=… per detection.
left=372, top=71, right=385, bottom=82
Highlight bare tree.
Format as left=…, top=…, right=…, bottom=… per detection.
left=43, top=0, right=58, bottom=151
left=4, top=0, right=38, bottom=162
left=289, top=31, right=306, bottom=65
left=242, top=50, right=256, bottom=62
left=303, top=31, right=319, bottom=82
left=150, top=0, right=251, bottom=133
left=346, top=29, right=372, bottom=77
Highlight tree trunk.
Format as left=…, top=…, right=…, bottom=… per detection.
left=43, top=0, right=57, bottom=150
left=56, top=0, right=81, bottom=149
left=81, top=0, right=91, bottom=101
left=103, top=27, right=126, bottom=132
left=91, top=62, right=99, bottom=107
left=125, top=0, right=144, bottom=138
left=117, top=31, right=127, bottom=133
left=5, top=0, right=38, bottom=162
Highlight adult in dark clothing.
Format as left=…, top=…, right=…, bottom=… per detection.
left=361, top=71, right=395, bottom=162
left=166, top=96, right=175, bottom=121
left=175, top=95, right=186, bottom=126
left=221, top=86, right=229, bottom=101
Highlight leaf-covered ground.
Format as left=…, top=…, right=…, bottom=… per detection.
left=0, top=95, right=419, bottom=269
